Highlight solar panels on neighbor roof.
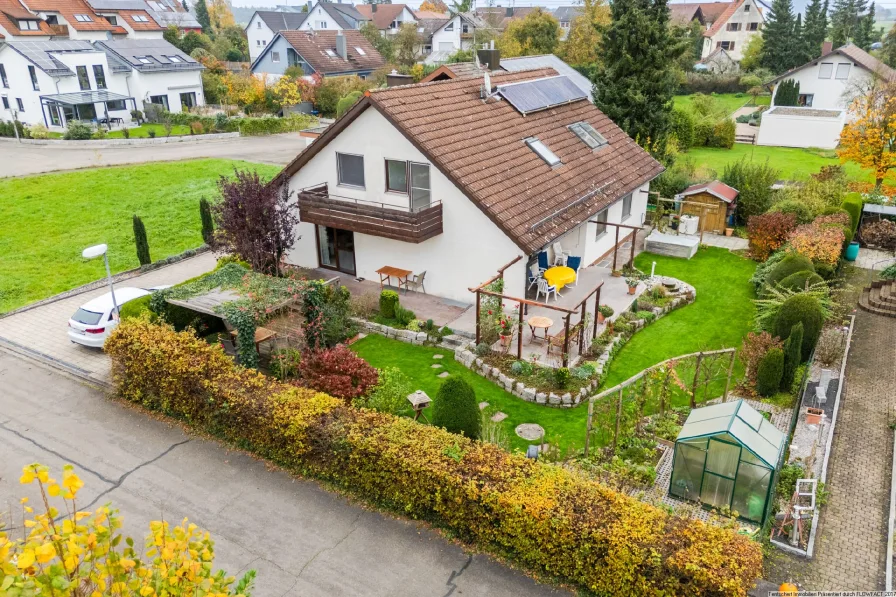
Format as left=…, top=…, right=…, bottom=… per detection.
left=497, top=75, right=587, bottom=115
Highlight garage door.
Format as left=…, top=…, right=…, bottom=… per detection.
left=438, top=42, right=455, bottom=52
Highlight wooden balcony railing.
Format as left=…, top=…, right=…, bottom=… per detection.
left=47, top=24, right=69, bottom=36
left=297, top=184, right=443, bottom=243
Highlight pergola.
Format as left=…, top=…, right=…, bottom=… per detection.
left=39, top=90, right=137, bottom=129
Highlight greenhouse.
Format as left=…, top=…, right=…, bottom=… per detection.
left=669, top=400, right=785, bottom=524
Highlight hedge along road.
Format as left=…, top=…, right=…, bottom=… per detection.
left=0, top=133, right=306, bottom=178
left=0, top=350, right=567, bottom=597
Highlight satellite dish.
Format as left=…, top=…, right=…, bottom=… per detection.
left=483, top=70, right=491, bottom=92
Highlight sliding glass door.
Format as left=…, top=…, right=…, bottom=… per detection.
left=317, top=225, right=355, bottom=275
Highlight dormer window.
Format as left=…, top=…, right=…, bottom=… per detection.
left=18, top=19, right=39, bottom=30
left=105, top=15, right=118, bottom=25
left=45, top=15, right=58, bottom=24
left=525, top=137, right=561, bottom=167
left=74, top=14, right=93, bottom=22
left=133, top=14, right=149, bottom=22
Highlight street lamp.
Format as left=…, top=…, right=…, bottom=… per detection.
left=82, top=244, right=119, bottom=315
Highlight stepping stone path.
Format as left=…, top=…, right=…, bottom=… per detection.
left=431, top=364, right=442, bottom=369
left=437, top=372, right=450, bottom=378
left=432, top=354, right=444, bottom=359
left=490, top=412, right=507, bottom=422
left=479, top=402, right=489, bottom=410
left=515, top=423, right=545, bottom=441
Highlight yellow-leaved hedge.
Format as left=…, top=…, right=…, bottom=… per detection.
left=105, top=318, right=763, bottom=596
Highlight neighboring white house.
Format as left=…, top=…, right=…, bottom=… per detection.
left=296, top=1, right=367, bottom=33
left=699, top=0, right=766, bottom=61
left=354, top=3, right=416, bottom=36
left=426, top=13, right=492, bottom=61
left=0, top=38, right=203, bottom=128
left=246, top=10, right=309, bottom=62
left=553, top=6, right=582, bottom=40
left=275, top=67, right=663, bottom=303
left=756, top=43, right=895, bottom=149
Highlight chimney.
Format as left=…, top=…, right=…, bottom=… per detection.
left=477, top=46, right=500, bottom=70
left=821, top=40, right=833, bottom=55
left=386, top=71, right=414, bottom=86
left=371, top=2, right=376, bottom=11
left=335, top=32, right=347, bottom=59
left=505, top=6, right=512, bottom=17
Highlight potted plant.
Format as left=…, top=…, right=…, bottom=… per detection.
left=611, top=269, right=623, bottom=277
left=725, top=227, right=734, bottom=237
left=624, top=277, right=640, bottom=295
left=597, top=304, right=614, bottom=323
left=806, top=407, right=824, bottom=425
left=498, top=317, right=514, bottom=349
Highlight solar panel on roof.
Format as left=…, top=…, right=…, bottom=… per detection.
left=497, top=75, right=587, bottom=115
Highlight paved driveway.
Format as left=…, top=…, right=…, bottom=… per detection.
left=0, top=133, right=304, bottom=178
left=0, top=253, right=216, bottom=384
left=0, top=351, right=566, bottom=597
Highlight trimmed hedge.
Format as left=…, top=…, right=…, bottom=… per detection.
left=775, top=294, right=824, bottom=361
left=105, top=319, right=763, bottom=596
left=763, top=254, right=814, bottom=294
left=777, top=270, right=824, bottom=292
left=432, top=377, right=480, bottom=439
left=756, top=347, right=784, bottom=397
left=842, top=193, right=863, bottom=234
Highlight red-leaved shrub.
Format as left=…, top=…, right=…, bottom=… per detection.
left=741, top=331, right=783, bottom=386
left=300, top=345, right=378, bottom=402
left=747, top=212, right=797, bottom=261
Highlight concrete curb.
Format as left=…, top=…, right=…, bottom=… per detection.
left=889, top=416, right=896, bottom=590
left=0, top=338, right=112, bottom=391
left=0, top=132, right=239, bottom=147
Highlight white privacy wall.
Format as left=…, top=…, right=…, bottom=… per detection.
left=285, top=106, right=524, bottom=304
left=756, top=109, right=846, bottom=149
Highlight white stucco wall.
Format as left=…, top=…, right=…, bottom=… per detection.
left=298, top=3, right=343, bottom=31
left=769, top=58, right=873, bottom=112
left=285, top=106, right=525, bottom=304
left=756, top=108, right=846, bottom=149
left=701, top=0, right=763, bottom=61
left=126, top=68, right=204, bottom=113
left=247, top=13, right=274, bottom=62
left=383, top=7, right=416, bottom=35
left=431, top=15, right=461, bottom=53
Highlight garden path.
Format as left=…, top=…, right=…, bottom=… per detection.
left=800, top=310, right=896, bottom=590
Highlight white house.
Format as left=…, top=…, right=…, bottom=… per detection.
left=426, top=13, right=491, bottom=61
left=296, top=1, right=367, bottom=33
left=0, top=38, right=203, bottom=128
left=756, top=42, right=895, bottom=149
left=275, top=66, right=663, bottom=304
left=246, top=10, right=309, bottom=62
left=699, top=0, right=766, bottom=62
left=354, top=3, right=416, bottom=36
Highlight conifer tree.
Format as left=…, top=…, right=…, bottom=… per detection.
left=195, top=0, right=211, bottom=32
left=761, top=0, right=798, bottom=73
left=133, top=215, right=151, bottom=266
left=593, top=0, right=682, bottom=144
left=830, top=0, right=868, bottom=47
left=803, top=0, right=830, bottom=58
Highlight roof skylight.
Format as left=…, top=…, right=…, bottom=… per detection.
left=568, top=121, right=608, bottom=149
left=324, top=49, right=337, bottom=57
left=354, top=46, right=366, bottom=55
left=525, top=137, right=561, bottom=167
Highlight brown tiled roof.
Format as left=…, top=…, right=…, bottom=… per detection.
left=681, top=180, right=739, bottom=203
left=0, top=0, right=53, bottom=35
left=669, top=3, right=704, bottom=26
left=769, top=42, right=896, bottom=84
left=27, top=0, right=116, bottom=31
left=474, top=6, right=538, bottom=30
left=412, top=9, right=448, bottom=19
left=419, top=61, right=488, bottom=83
left=354, top=3, right=407, bottom=29
left=703, top=0, right=743, bottom=37
left=116, top=9, right=162, bottom=31
left=279, top=30, right=385, bottom=75
left=277, top=69, right=664, bottom=253
left=696, top=1, right=732, bottom=22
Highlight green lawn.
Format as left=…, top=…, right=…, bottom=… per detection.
left=601, top=247, right=757, bottom=389
left=673, top=93, right=769, bottom=115
left=683, top=143, right=893, bottom=183
left=0, top=158, right=280, bottom=313
left=351, top=335, right=588, bottom=454
left=107, top=124, right=192, bottom=139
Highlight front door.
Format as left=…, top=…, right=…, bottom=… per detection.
left=317, top=225, right=355, bottom=275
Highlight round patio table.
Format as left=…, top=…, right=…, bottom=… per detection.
left=527, top=316, right=553, bottom=344
left=544, top=266, right=576, bottom=290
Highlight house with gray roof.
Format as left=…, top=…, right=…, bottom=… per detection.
left=246, top=2, right=369, bottom=62
left=0, top=37, right=203, bottom=128
left=246, top=9, right=309, bottom=61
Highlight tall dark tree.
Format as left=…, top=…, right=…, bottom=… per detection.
left=132, top=215, right=151, bottom=266
left=882, top=24, right=896, bottom=67
left=830, top=0, right=871, bottom=47
left=803, top=0, right=830, bottom=57
left=855, top=2, right=881, bottom=49
left=195, top=0, right=211, bottom=33
left=761, top=0, right=799, bottom=73
left=593, top=0, right=682, bottom=144
left=210, top=170, right=298, bottom=276
left=199, top=198, right=214, bottom=244
left=774, top=78, right=801, bottom=105
left=181, top=0, right=188, bottom=10
left=792, top=14, right=812, bottom=65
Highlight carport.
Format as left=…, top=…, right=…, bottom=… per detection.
left=39, top=90, right=137, bottom=129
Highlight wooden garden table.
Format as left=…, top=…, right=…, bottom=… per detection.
left=527, top=316, right=553, bottom=344
left=376, top=265, right=413, bottom=293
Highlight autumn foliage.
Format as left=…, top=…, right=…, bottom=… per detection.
left=741, top=331, right=783, bottom=387
left=1, top=463, right=254, bottom=597
left=299, top=345, right=379, bottom=402
left=747, top=212, right=797, bottom=261
left=788, top=220, right=845, bottom=266
left=838, top=81, right=896, bottom=187
left=104, top=318, right=763, bottom=597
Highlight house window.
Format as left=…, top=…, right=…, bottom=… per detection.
left=49, top=105, right=60, bottom=125
left=835, top=63, right=851, bottom=79
left=444, top=22, right=454, bottom=31
left=390, top=20, right=399, bottom=28
left=818, top=62, right=833, bottom=78
left=325, top=49, right=337, bottom=57
left=594, top=209, right=608, bottom=238
left=76, top=65, right=90, bottom=90
left=16, top=98, right=24, bottom=111
left=257, top=20, right=261, bottom=28
left=106, top=99, right=126, bottom=110
left=262, top=40, right=267, bottom=46
left=462, top=23, right=469, bottom=33
left=257, top=39, right=261, bottom=46
left=726, top=22, right=741, bottom=31
left=621, top=194, right=632, bottom=220
left=410, top=162, right=431, bottom=210
left=568, top=121, right=608, bottom=149
left=718, top=41, right=735, bottom=51
left=355, top=46, right=366, bottom=55
left=28, top=65, right=39, bottom=91
left=316, top=21, right=327, bottom=28
left=525, top=136, right=561, bottom=167
left=0, top=64, right=7, bottom=88
left=337, top=152, right=365, bottom=188
left=106, top=15, right=118, bottom=25
left=180, top=92, right=196, bottom=109
left=385, top=159, right=408, bottom=193
left=93, top=64, right=106, bottom=89
left=166, top=55, right=183, bottom=63
left=561, top=21, right=569, bottom=28
left=137, top=56, right=153, bottom=64
left=74, top=14, right=93, bottom=21
left=133, top=14, right=149, bottom=22
left=45, top=14, right=57, bottom=24
left=798, top=93, right=814, bottom=107
left=19, top=19, right=39, bottom=30
left=747, top=22, right=759, bottom=30
left=744, top=3, right=751, bottom=10
left=149, top=94, right=169, bottom=110
left=1, top=97, right=8, bottom=109
left=272, top=51, right=280, bottom=62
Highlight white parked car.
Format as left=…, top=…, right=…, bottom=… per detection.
left=67, top=286, right=168, bottom=348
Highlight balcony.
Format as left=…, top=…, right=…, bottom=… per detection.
left=297, top=184, right=443, bottom=243
left=47, top=24, right=69, bottom=37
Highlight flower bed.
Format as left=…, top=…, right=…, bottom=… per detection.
left=105, top=317, right=763, bottom=597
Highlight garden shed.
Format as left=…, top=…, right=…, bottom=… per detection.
left=676, top=180, right=739, bottom=233
left=669, top=400, right=785, bottom=524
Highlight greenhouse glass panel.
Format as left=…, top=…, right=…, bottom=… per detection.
left=670, top=444, right=705, bottom=500
left=731, top=463, right=771, bottom=522
left=701, top=474, right=735, bottom=509
left=705, top=439, right=740, bottom=478
left=738, top=405, right=764, bottom=430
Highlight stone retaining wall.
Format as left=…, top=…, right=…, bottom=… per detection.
left=0, top=132, right=239, bottom=147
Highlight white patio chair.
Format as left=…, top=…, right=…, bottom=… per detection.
left=536, top=278, right=559, bottom=302
left=527, top=263, right=542, bottom=290
left=552, top=242, right=570, bottom=266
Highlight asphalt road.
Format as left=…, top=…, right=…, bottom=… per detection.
left=0, top=134, right=304, bottom=178
left=0, top=350, right=566, bottom=597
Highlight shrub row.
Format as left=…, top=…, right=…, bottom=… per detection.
left=105, top=318, right=763, bottom=597
left=144, top=109, right=315, bottom=136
